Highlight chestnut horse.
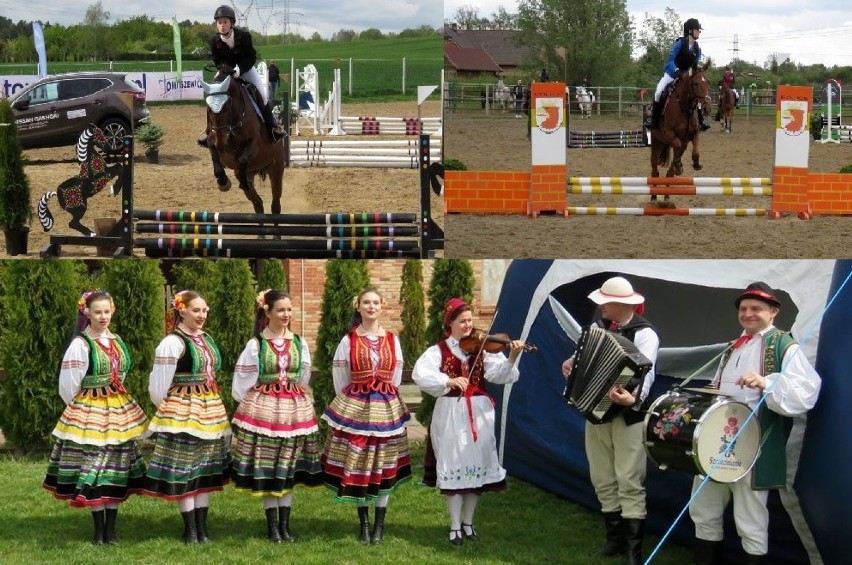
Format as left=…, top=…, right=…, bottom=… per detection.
left=201, top=67, right=284, bottom=215
left=716, top=82, right=735, bottom=133
left=649, top=67, right=711, bottom=204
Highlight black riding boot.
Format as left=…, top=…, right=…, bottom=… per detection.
left=650, top=101, right=662, bottom=129
left=181, top=511, right=198, bottom=544
left=195, top=507, right=210, bottom=543
left=278, top=506, right=296, bottom=542
left=623, top=518, right=645, bottom=565
left=104, top=508, right=118, bottom=545
left=744, top=554, right=765, bottom=565
left=91, top=510, right=106, bottom=545
left=357, top=506, right=370, bottom=544
left=263, top=102, right=285, bottom=142
left=693, top=538, right=723, bottom=565
left=371, top=507, right=386, bottom=545
left=265, top=507, right=282, bottom=543
left=596, top=511, right=627, bottom=556
left=698, top=111, right=711, bottom=131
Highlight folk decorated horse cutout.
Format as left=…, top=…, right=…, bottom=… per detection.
left=649, top=66, right=711, bottom=204
left=201, top=67, right=285, bottom=215
left=37, top=124, right=128, bottom=236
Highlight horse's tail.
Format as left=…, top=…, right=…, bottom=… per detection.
left=38, top=191, right=57, bottom=232
left=659, top=145, right=670, bottom=167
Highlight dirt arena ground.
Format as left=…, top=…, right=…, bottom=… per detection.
left=4, top=101, right=441, bottom=259
left=443, top=112, right=852, bottom=258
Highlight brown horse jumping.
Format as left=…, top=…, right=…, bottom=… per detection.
left=649, top=66, right=711, bottom=196
left=716, top=82, right=735, bottom=133
left=201, top=68, right=284, bottom=215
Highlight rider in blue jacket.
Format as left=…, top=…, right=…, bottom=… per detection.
left=197, top=5, right=284, bottom=147
left=648, top=18, right=711, bottom=132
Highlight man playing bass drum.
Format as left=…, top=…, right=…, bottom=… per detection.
left=562, top=276, right=660, bottom=565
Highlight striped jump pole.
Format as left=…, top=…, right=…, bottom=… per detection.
left=569, top=177, right=773, bottom=196
left=567, top=207, right=767, bottom=216
left=288, top=138, right=442, bottom=169
left=568, top=130, right=648, bottom=148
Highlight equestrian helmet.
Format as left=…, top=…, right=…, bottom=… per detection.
left=214, top=5, right=236, bottom=22
left=683, top=18, right=702, bottom=35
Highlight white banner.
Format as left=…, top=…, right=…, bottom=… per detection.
left=1, top=71, right=204, bottom=101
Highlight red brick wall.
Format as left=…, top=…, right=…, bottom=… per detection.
left=807, top=173, right=852, bottom=214
left=772, top=166, right=811, bottom=214
left=283, top=260, right=490, bottom=353
left=445, top=170, right=530, bottom=214
left=529, top=164, right=567, bottom=216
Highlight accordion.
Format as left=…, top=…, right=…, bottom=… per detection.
left=564, top=325, right=652, bottom=424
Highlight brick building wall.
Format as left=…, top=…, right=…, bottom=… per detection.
left=283, top=259, right=491, bottom=353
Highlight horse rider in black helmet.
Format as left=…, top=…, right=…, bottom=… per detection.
left=197, top=5, right=285, bottom=147
left=648, top=18, right=711, bottom=132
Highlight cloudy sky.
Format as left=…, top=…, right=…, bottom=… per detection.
left=4, top=0, right=442, bottom=39
left=444, top=0, right=852, bottom=67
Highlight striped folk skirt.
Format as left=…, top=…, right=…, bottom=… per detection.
left=321, top=387, right=412, bottom=502
left=231, top=384, right=323, bottom=496
left=143, top=383, right=231, bottom=500
left=42, top=384, right=148, bottom=507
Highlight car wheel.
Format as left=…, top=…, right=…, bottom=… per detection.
left=98, top=117, right=130, bottom=152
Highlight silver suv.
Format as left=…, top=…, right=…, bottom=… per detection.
left=9, top=71, right=150, bottom=151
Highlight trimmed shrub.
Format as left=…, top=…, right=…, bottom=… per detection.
left=0, top=98, right=33, bottom=230
left=0, top=261, right=88, bottom=450
left=399, top=259, right=427, bottom=370
left=257, top=259, right=288, bottom=291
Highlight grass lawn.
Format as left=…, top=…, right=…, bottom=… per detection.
left=0, top=441, right=692, bottom=564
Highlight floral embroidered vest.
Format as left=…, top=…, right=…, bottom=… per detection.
left=348, top=330, right=396, bottom=393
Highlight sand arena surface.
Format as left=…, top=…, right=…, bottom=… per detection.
left=443, top=113, right=852, bottom=259
left=6, top=101, right=441, bottom=258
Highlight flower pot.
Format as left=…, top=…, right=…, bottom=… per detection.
left=145, top=149, right=160, bottom=164
left=3, top=226, right=29, bottom=256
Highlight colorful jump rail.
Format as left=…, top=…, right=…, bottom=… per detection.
left=289, top=138, right=442, bottom=169
left=567, top=130, right=649, bottom=148
left=338, top=116, right=443, bottom=136
left=569, top=176, right=773, bottom=196
left=40, top=135, right=444, bottom=258
left=444, top=83, right=852, bottom=218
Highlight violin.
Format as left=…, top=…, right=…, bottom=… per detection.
left=458, top=328, right=538, bottom=354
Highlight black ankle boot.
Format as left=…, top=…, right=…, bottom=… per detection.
left=357, top=506, right=370, bottom=544
left=278, top=506, right=296, bottom=542
left=104, top=508, right=118, bottom=545
left=181, top=511, right=198, bottom=544
left=91, top=510, right=106, bottom=545
left=371, top=507, right=386, bottom=544
left=195, top=507, right=210, bottom=543
left=265, top=507, right=282, bottom=543
left=693, top=538, right=723, bottom=565
left=623, top=518, right=645, bottom=565
left=596, top=511, right=626, bottom=556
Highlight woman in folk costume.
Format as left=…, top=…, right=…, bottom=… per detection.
left=231, top=289, right=323, bottom=543
left=412, top=298, right=524, bottom=546
left=142, top=290, right=231, bottom=544
left=43, top=290, right=148, bottom=545
left=321, top=288, right=412, bottom=545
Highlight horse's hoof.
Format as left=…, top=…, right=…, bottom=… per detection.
left=660, top=200, right=676, bottom=209
left=217, top=178, right=232, bottom=192
left=693, top=163, right=703, bottom=170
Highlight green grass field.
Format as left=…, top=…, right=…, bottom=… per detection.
left=0, top=440, right=694, bottom=564
left=0, top=36, right=442, bottom=99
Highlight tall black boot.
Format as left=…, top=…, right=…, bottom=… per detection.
left=278, top=506, right=296, bottom=543
left=371, top=506, right=386, bottom=545
left=195, top=507, right=210, bottom=543
left=104, top=508, right=118, bottom=545
left=623, top=518, right=645, bottom=565
left=264, top=102, right=285, bottom=142
left=650, top=101, right=662, bottom=129
left=698, top=110, right=711, bottom=131
left=265, top=507, right=282, bottom=543
left=357, top=506, right=370, bottom=544
left=181, top=511, right=198, bottom=544
left=744, top=554, right=765, bottom=565
left=693, top=538, right=723, bottom=565
left=91, top=510, right=106, bottom=545
left=595, top=511, right=626, bottom=556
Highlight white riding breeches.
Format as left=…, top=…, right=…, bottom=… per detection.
left=239, top=67, right=268, bottom=106
left=655, top=74, right=676, bottom=102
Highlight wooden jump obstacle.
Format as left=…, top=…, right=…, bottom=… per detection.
left=445, top=84, right=852, bottom=218
left=40, top=135, right=444, bottom=259
left=338, top=116, right=442, bottom=136
left=567, top=129, right=649, bottom=149
left=289, top=138, right=442, bottom=169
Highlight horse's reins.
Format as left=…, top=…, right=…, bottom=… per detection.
left=209, top=74, right=246, bottom=140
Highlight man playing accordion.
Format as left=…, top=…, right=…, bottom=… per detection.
left=561, top=276, right=660, bottom=565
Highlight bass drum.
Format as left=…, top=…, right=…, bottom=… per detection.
left=644, top=389, right=760, bottom=483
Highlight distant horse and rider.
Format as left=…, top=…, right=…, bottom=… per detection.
left=716, top=81, right=736, bottom=133
left=493, top=78, right=511, bottom=112
left=575, top=85, right=595, bottom=118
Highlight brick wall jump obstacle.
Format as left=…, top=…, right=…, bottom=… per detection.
left=40, top=135, right=444, bottom=259
left=445, top=83, right=852, bottom=219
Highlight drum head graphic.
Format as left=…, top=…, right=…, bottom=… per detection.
left=694, top=400, right=760, bottom=483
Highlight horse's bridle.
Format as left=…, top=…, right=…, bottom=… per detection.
left=209, top=80, right=246, bottom=143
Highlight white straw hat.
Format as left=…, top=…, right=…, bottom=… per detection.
left=587, top=276, right=645, bottom=305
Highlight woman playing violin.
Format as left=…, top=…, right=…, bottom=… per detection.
left=412, top=298, right=525, bottom=546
